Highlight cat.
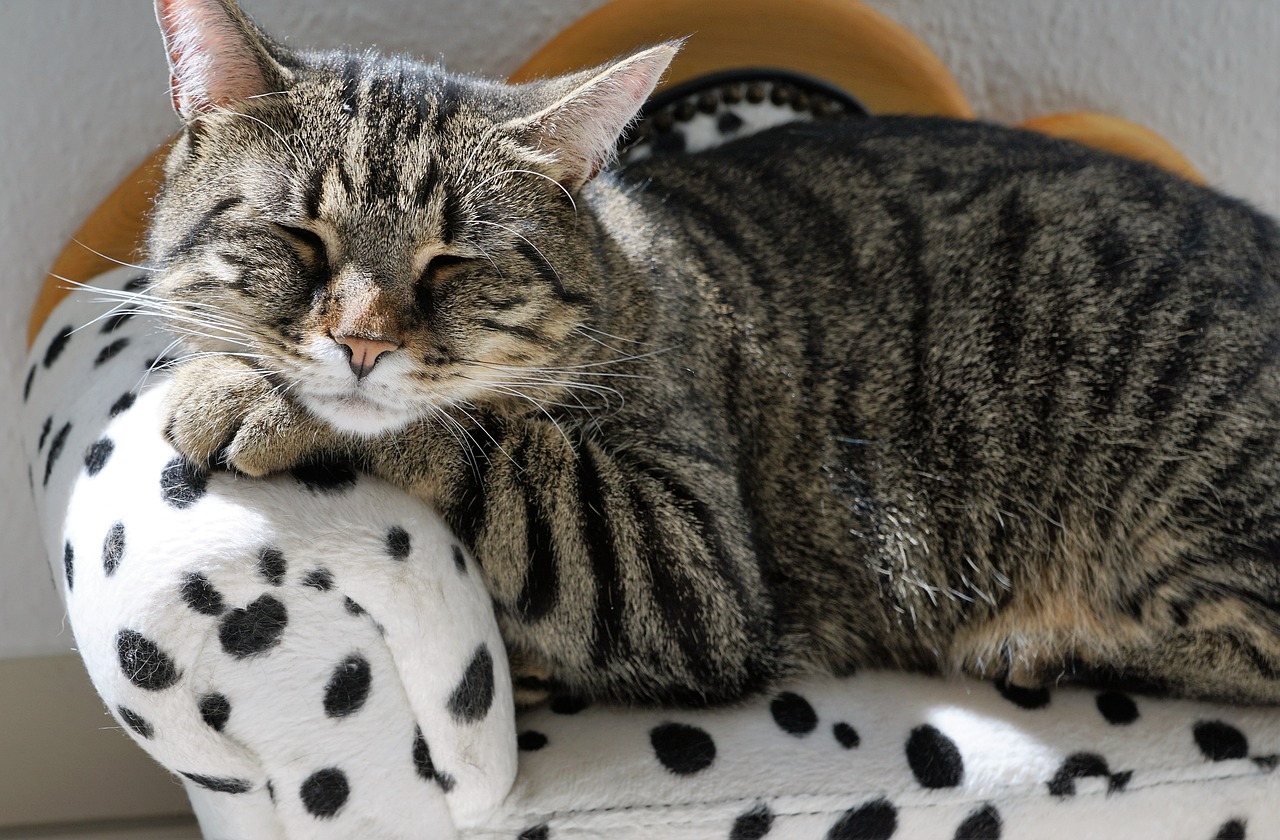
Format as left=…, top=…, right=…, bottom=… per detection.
left=147, top=0, right=1280, bottom=707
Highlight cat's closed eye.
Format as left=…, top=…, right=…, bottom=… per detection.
left=273, top=223, right=328, bottom=265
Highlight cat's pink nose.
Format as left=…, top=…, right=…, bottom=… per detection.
left=333, top=335, right=400, bottom=380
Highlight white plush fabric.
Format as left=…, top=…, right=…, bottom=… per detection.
left=23, top=264, right=1280, bottom=840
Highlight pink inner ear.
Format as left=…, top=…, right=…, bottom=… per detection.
left=157, top=0, right=270, bottom=117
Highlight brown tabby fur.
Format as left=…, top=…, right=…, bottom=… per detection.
left=149, top=0, right=1280, bottom=706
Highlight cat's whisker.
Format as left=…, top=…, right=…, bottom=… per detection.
left=463, top=168, right=577, bottom=215
left=574, top=324, right=652, bottom=347
left=61, top=246, right=157, bottom=276
left=447, top=402, right=519, bottom=469
left=472, top=219, right=566, bottom=294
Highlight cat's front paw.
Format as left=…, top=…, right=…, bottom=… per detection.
left=162, top=356, right=332, bottom=477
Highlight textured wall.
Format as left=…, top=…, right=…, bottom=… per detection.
left=2, top=0, right=1277, bottom=657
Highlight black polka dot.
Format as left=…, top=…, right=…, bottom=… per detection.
left=160, top=456, right=209, bottom=508
left=117, top=629, right=181, bottom=690
left=218, top=594, right=287, bottom=658
left=517, top=730, right=548, bottom=751
left=43, top=325, right=74, bottom=367
left=1214, top=819, right=1247, bottom=840
left=730, top=802, right=773, bottom=840
left=717, top=110, right=745, bottom=135
left=300, top=768, right=349, bottom=818
left=100, top=311, right=134, bottom=333
left=549, top=695, right=589, bottom=715
left=181, top=572, right=226, bottom=615
left=412, top=726, right=457, bottom=792
left=23, top=365, right=35, bottom=402
left=827, top=798, right=897, bottom=840
left=199, top=693, right=231, bottom=732
left=102, top=521, right=125, bottom=576
left=650, top=722, right=716, bottom=775
left=954, top=804, right=1001, bottom=839
left=37, top=417, right=52, bottom=450
left=94, top=337, right=130, bottom=367
left=996, top=679, right=1050, bottom=710
left=906, top=724, right=964, bottom=789
left=518, top=826, right=549, bottom=840
left=43, top=422, right=71, bottom=486
left=448, top=644, right=495, bottom=723
left=291, top=457, right=358, bottom=492
left=303, top=568, right=334, bottom=591
left=451, top=544, right=468, bottom=573
left=63, top=541, right=74, bottom=591
left=385, top=526, right=411, bottom=560
left=84, top=438, right=114, bottom=476
left=770, top=691, right=818, bottom=736
left=1194, top=720, right=1249, bottom=762
left=1253, top=754, right=1278, bottom=771
left=1047, top=752, right=1111, bottom=797
left=1096, top=691, right=1139, bottom=725
left=653, top=129, right=687, bottom=154
left=324, top=654, right=372, bottom=718
left=181, top=772, right=251, bottom=794
left=109, top=391, right=136, bottom=418
left=344, top=597, right=365, bottom=616
left=118, top=706, right=153, bottom=739
left=833, top=722, right=860, bottom=749
left=257, top=547, right=286, bottom=586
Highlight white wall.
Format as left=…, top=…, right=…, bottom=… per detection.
left=2, top=0, right=1277, bottom=658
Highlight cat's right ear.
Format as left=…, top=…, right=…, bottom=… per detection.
left=155, top=0, right=289, bottom=120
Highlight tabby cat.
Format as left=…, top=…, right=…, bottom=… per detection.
left=148, top=0, right=1280, bottom=706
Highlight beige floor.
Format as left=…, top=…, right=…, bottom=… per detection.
left=0, top=816, right=201, bottom=839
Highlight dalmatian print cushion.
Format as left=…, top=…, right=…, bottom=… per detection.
left=21, top=74, right=1280, bottom=840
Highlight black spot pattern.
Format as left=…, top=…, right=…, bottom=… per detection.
left=996, top=679, right=1050, bottom=710
left=833, top=722, right=860, bottom=749
left=94, top=337, right=130, bottom=366
left=160, top=456, right=209, bottom=508
left=730, top=802, right=773, bottom=840
left=43, top=325, right=73, bottom=367
left=518, top=826, right=549, bottom=840
left=1215, top=819, right=1247, bottom=840
left=199, top=693, right=231, bottom=732
left=100, top=311, right=134, bottom=333
left=23, top=365, right=35, bottom=402
left=37, top=417, right=51, bottom=450
left=451, top=543, right=467, bottom=573
left=447, top=644, right=495, bottom=723
left=291, top=457, right=358, bottom=492
left=770, top=691, right=818, bottom=736
left=385, top=526, right=411, bottom=560
left=1096, top=691, right=1139, bottom=725
left=324, top=655, right=372, bottom=718
left=84, top=438, right=115, bottom=476
left=1194, top=720, right=1249, bottom=762
left=218, top=594, right=287, bottom=658
left=549, top=695, right=589, bottom=715
left=109, top=391, right=136, bottom=418
left=181, top=572, right=226, bottom=615
left=303, top=568, right=334, bottom=591
left=954, top=804, right=1001, bottom=839
left=181, top=772, right=252, bottom=794
left=118, top=706, right=153, bottom=739
left=827, top=798, right=897, bottom=840
left=300, top=768, right=349, bottom=817
left=102, top=521, right=125, bottom=576
left=413, top=726, right=457, bottom=792
left=44, top=422, right=71, bottom=486
left=650, top=722, right=716, bottom=775
left=344, top=597, right=365, bottom=616
left=717, top=110, right=745, bottom=135
left=517, top=730, right=548, bottom=751
left=62, top=541, right=74, bottom=591
left=906, top=725, right=964, bottom=789
left=116, top=629, right=181, bottom=690
left=1047, top=752, right=1130, bottom=796
left=257, top=547, right=286, bottom=585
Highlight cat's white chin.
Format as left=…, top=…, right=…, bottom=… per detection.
left=303, top=392, right=415, bottom=437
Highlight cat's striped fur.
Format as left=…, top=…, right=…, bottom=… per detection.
left=151, top=0, right=1280, bottom=705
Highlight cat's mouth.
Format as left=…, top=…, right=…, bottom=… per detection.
left=300, top=387, right=418, bottom=437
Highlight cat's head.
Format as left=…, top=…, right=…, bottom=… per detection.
left=147, top=0, right=676, bottom=435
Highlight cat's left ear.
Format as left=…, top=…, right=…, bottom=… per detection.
left=506, top=42, right=681, bottom=190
